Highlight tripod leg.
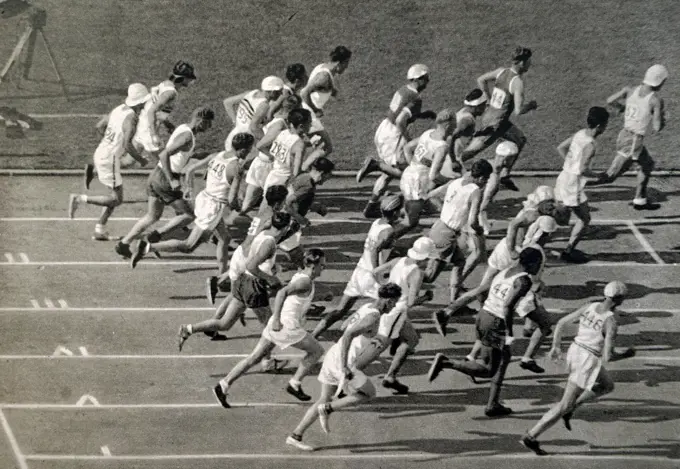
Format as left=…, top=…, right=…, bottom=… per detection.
left=38, top=29, right=69, bottom=101
left=22, top=28, right=39, bottom=81
left=0, top=27, right=33, bottom=84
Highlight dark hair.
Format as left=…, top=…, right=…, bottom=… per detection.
left=170, top=60, right=196, bottom=81
left=265, top=185, right=288, bottom=206
left=378, top=283, right=402, bottom=299
left=587, top=106, right=610, bottom=128
left=470, top=159, right=493, bottom=179
left=465, top=88, right=485, bottom=102
left=518, top=246, right=543, bottom=268
left=282, top=94, right=302, bottom=111
left=302, top=248, right=325, bottom=267
left=536, top=200, right=556, bottom=216
left=288, top=108, right=312, bottom=128
left=271, top=211, right=292, bottom=230
left=232, top=133, right=255, bottom=151
left=286, top=63, right=307, bottom=83
left=312, top=157, right=335, bottom=173
left=330, top=46, right=352, bottom=63
left=194, top=106, right=215, bottom=120
left=512, top=46, right=532, bottom=63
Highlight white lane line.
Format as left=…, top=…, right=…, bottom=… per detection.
left=627, top=220, right=666, bottom=265
left=26, top=113, right=102, bottom=118
left=20, top=452, right=679, bottom=462
left=0, top=409, right=28, bottom=469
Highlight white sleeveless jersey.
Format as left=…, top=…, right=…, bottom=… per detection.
left=561, top=129, right=595, bottom=175
left=342, top=304, right=381, bottom=366
left=247, top=231, right=276, bottom=276
left=388, top=257, right=420, bottom=303
left=357, top=219, right=393, bottom=271
left=440, top=178, right=480, bottom=231
left=158, top=124, right=195, bottom=173
left=203, top=153, right=237, bottom=202
left=257, top=117, right=285, bottom=162
left=574, top=303, right=615, bottom=356
left=235, top=89, right=268, bottom=129
left=624, top=86, right=655, bottom=136
left=411, top=129, right=447, bottom=167
left=138, top=82, right=177, bottom=131
left=269, top=129, right=302, bottom=177
left=97, top=104, right=135, bottom=159
left=484, top=269, right=529, bottom=318
left=306, top=64, right=335, bottom=109
left=279, top=272, right=315, bottom=330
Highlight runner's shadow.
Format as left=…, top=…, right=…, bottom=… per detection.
left=581, top=440, right=680, bottom=459
left=543, top=281, right=680, bottom=301
left=320, top=430, right=585, bottom=456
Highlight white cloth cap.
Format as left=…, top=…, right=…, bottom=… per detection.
left=407, top=64, right=430, bottom=80
left=407, top=236, right=437, bottom=261
left=261, top=76, right=284, bottom=91
left=643, top=64, right=668, bottom=87
left=496, top=141, right=519, bottom=157
left=604, top=281, right=628, bottom=298
left=534, top=185, right=555, bottom=203
left=125, top=83, right=151, bottom=107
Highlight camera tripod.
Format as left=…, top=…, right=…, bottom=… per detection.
left=0, top=6, right=69, bottom=101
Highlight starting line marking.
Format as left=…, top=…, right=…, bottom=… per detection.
left=75, top=395, right=100, bottom=407
left=19, top=452, right=677, bottom=462
left=31, top=299, right=69, bottom=308
left=100, top=445, right=112, bottom=457
left=627, top=220, right=666, bottom=265
left=0, top=409, right=28, bottom=469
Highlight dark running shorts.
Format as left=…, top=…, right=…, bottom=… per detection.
left=232, top=273, right=270, bottom=309
left=147, top=166, right=184, bottom=205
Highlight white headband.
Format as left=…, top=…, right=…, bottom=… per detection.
left=464, top=96, right=487, bottom=106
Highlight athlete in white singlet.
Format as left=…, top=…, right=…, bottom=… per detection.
left=300, top=46, right=352, bottom=156
left=425, top=160, right=493, bottom=303
left=429, top=247, right=544, bottom=418
left=357, top=64, right=437, bottom=218
left=115, top=107, right=215, bottom=258
left=588, top=64, right=668, bottom=210
left=131, top=133, right=255, bottom=274
left=521, top=281, right=635, bottom=455
left=213, top=249, right=327, bottom=407
left=129, top=61, right=196, bottom=164
left=372, top=237, right=437, bottom=394
left=223, top=76, right=284, bottom=149
left=312, top=194, right=404, bottom=338
left=394, top=110, right=454, bottom=238
left=238, top=95, right=301, bottom=215
left=555, top=107, right=610, bottom=262
left=69, top=83, right=150, bottom=241
left=266, top=63, right=308, bottom=121
left=286, top=283, right=402, bottom=452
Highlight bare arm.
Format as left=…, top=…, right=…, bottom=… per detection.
left=290, top=140, right=304, bottom=177
left=428, top=146, right=447, bottom=190
left=339, top=313, right=379, bottom=376
left=551, top=304, right=590, bottom=351
left=579, top=142, right=599, bottom=179
left=255, top=122, right=285, bottom=159
left=248, top=101, right=270, bottom=140
left=372, top=257, right=400, bottom=280
left=369, top=227, right=393, bottom=270
left=402, top=138, right=419, bottom=165
left=652, top=96, right=665, bottom=133
left=602, top=316, right=617, bottom=364
left=146, top=90, right=176, bottom=142
left=406, top=269, right=430, bottom=307
left=226, top=159, right=243, bottom=208
left=505, top=213, right=527, bottom=253
left=158, top=131, right=192, bottom=187
left=121, top=114, right=146, bottom=165
left=606, top=86, right=631, bottom=111
left=95, top=114, right=110, bottom=136
left=502, top=275, right=533, bottom=340
left=300, top=73, right=330, bottom=115
left=222, top=91, right=249, bottom=124
left=270, top=276, right=311, bottom=331
left=556, top=135, right=573, bottom=160
left=477, top=68, right=504, bottom=99
left=245, top=238, right=280, bottom=286
left=466, top=188, right=483, bottom=235
left=510, top=77, right=536, bottom=116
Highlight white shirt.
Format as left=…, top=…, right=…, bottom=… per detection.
left=357, top=219, right=393, bottom=271
left=203, top=153, right=237, bottom=202
left=158, top=124, right=195, bottom=173
left=561, top=129, right=595, bottom=176
left=483, top=269, right=529, bottom=319
left=97, top=104, right=135, bottom=160
left=269, top=129, right=302, bottom=179
left=440, top=178, right=480, bottom=231
left=624, top=86, right=655, bottom=136
left=279, top=272, right=315, bottom=330
left=574, top=303, right=615, bottom=356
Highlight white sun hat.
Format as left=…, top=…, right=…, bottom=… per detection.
left=125, top=83, right=151, bottom=107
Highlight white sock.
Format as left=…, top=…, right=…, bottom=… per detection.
left=289, top=378, right=301, bottom=389
left=633, top=197, right=647, bottom=205
left=187, top=325, right=193, bottom=334
left=219, top=379, right=228, bottom=393
left=95, top=224, right=105, bottom=233
left=78, top=194, right=88, bottom=203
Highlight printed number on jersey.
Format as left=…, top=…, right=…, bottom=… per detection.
left=247, top=217, right=262, bottom=236
left=490, top=88, right=507, bottom=109
left=580, top=311, right=604, bottom=331
left=237, top=100, right=254, bottom=125
left=625, top=105, right=639, bottom=120
left=270, top=141, right=290, bottom=164
left=208, top=160, right=226, bottom=180
left=103, top=126, right=116, bottom=143
left=491, top=283, right=512, bottom=300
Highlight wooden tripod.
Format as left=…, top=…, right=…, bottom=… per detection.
left=0, top=8, right=69, bottom=101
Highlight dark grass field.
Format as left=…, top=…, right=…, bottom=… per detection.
left=0, top=0, right=679, bottom=170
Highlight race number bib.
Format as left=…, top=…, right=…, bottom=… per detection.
left=580, top=311, right=604, bottom=331
left=490, top=88, right=507, bottom=109
left=625, top=104, right=639, bottom=120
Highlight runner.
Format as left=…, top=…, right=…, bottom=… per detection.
left=279, top=157, right=335, bottom=266
left=555, top=106, right=610, bottom=262
left=240, top=95, right=301, bottom=216
left=300, top=45, right=352, bottom=156
left=372, top=236, right=437, bottom=394
left=114, top=106, right=215, bottom=258
left=394, top=109, right=454, bottom=239
left=130, top=133, right=255, bottom=274
left=69, top=83, right=151, bottom=241
left=425, top=159, right=493, bottom=303
left=223, top=76, right=284, bottom=148
left=587, top=64, right=668, bottom=210
left=428, top=247, right=544, bottom=417
left=433, top=209, right=557, bottom=336
left=285, top=283, right=403, bottom=451
left=459, top=47, right=539, bottom=191
left=212, top=248, right=327, bottom=407
left=358, top=64, right=436, bottom=218
left=477, top=141, right=519, bottom=234
left=521, top=281, right=635, bottom=455
left=120, top=60, right=196, bottom=168
left=312, top=194, right=404, bottom=339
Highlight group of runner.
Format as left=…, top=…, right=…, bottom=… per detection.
left=66, top=47, right=666, bottom=455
